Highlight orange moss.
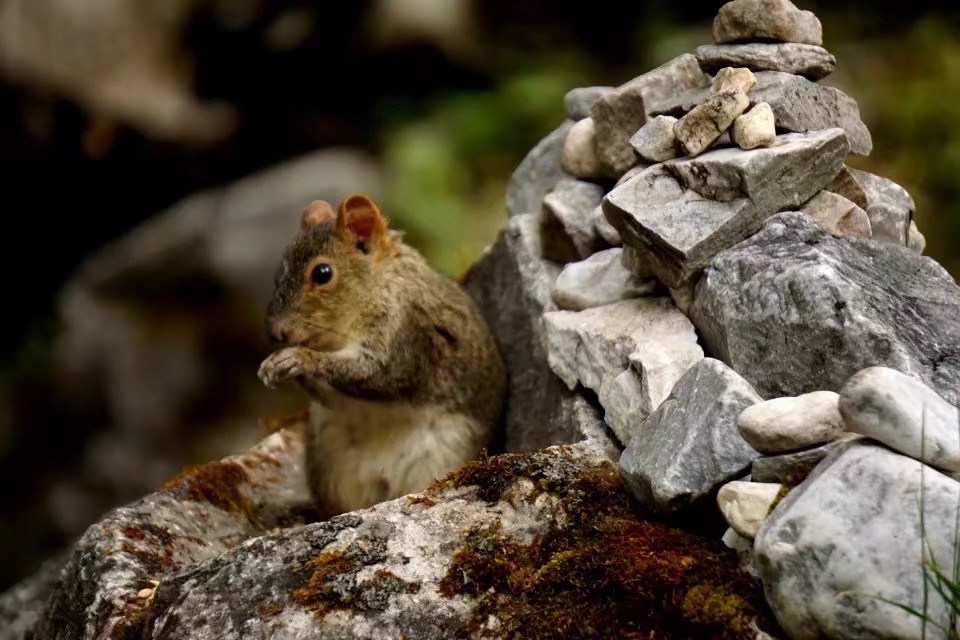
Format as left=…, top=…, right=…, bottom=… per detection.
left=162, top=460, right=251, bottom=513
left=289, top=550, right=354, bottom=619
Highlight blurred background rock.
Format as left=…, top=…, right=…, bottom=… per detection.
left=0, top=0, right=957, bottom=591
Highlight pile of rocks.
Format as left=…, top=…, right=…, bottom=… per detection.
left=3, top=1, right=959, bottom=639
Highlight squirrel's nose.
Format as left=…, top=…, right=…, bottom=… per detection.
left=267, top=319, right=289, bottom=344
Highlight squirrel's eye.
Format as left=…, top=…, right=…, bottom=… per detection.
left=311, top=263, right=334, bottom=285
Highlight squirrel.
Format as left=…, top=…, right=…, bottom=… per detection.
left=258, top=194, right=507, bottom=515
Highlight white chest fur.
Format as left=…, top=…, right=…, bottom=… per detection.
left=306, top=394, right=486, bottom=514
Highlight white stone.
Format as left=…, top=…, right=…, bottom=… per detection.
left=731, top=102, right=775, bottom=150
left=717, top=481, right=784, bottom=539
left=711, top=67, right=757, bottom=94
left=551, top=248, right=656, bottom=311
left=839, top=366, right=960, bottom=471
left=907, top=220, right=926, bottom=253
left=541, top=298, right=703, bottom=446
left=629, top=115, right=679, bottom=163
left=756, top=441, right=960, bottom=640
left=800, top=190, right=872, bottom=238
left=560, top=117, right=603, bottom=179
left=738, top=391, right=846, bottom=454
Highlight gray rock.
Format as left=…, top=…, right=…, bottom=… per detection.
left=564, top=86, right=615, bottom=121
left=593, top=205, right=623, bottom=246
left=466, top=214, right=617, bottom=454
left=711, top=67, right=757, bottom=94
left=620, top=53, right=712, bottom=117
left=756, top=441, right=960, bottom=640
left=713, top=0, right=823, bottom=46
left=560, top=117, right=604, bottom=180
left=0, top=555, right=66, bottom=640
left=552, top=248, right=657, bottom=311
left=840, top=367, right=960, bottom=472
left=506, top=120, right=574, bottom=218
left=825, top=165, right=869, bottom=209
left=629, top=115, right=679, bottom=162
left=696, top=43, right=836, bottom=80
left=542, top=298, right=703, bottom=447
left=619, top=358, right=762, bottom=512
left=692, top=212, right=960, bottom=407
left=653, top=71, right=872, bottom=156
left=717, top=480, right=784, bottom=539
left=738, top=391, right=846, bottom=454
left=541, top=179, right=607, bottom=262
left=604, top=129, right=849, bottom=288
left=674, top=89, right=750, bottom=157
left=908, top=220, right=926, bottom=253
left=849, top=168, right=915, bottom=245
left=731, top=102, right=776, bottom=150
left=800, top=190, right=872, bottom=238
left=750, top=437, right=858, bottom=484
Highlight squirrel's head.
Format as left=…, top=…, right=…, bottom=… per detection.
left=265, top=194, right=392, bottom=352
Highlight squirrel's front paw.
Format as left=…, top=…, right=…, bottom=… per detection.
left=258, top=347, right=315, bottom=389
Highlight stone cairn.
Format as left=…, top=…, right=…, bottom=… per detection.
left=3, top=1, right=960, bottom=639
left=470, top=0, right=959, bottom=637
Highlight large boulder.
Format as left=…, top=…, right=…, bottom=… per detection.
left=692, top=212, right=960, bottom=406
left=756, top=441, right=960, bottom=639
left=2, top=433, right=779, bottom=640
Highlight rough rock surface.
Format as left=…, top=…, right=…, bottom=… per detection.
left=713, top=0, right=823, bottom=46
left=674, top=89, right=750, bottom=157
left=542, top=298, right=703, bottom=447
left=466, top=214, right=615, bottom=454
left=908, top=220, right=926, bottom=253
left=731, top=102, right=776, bottom=150
left=692, top=212, right=960, bottom=406
left=840, top=367, right=960, bottom=472
left=800, top=190, right=872, bottom=238
left=542, top=179, right=608, bottom=262
left=738, top=391, right=846, bottom=454
left=825, top=166, right=869, bottom=209
left=619, top=359, right=762, bottom=512
left=849, top=168, right=914, bottom=245
left=717, top=481, right=784, bottom=539
left=695, top=43, right=836, bottom=80
left=619, top=53, right=711, bottom=117
left=561, top=117, right=604, bottom=180
left=564, top=86, right=615, bottom=121
left=604, top=129, right=848, bottom=288
left=552, top=249, right=657, bottom=311
left=630, top=115, right=679, bottom=163
left=590, top=88, right=647, bottom=178
left=506, top=120, right=574, bottom=218
left=712, top=67, right=757, bottom=94
left=750, top=437, right=858, bottom=484
left=2, top=436, right=780, bottom=640
left=654, top=71, right=872, bottom=155
left=756, top=441, right=960, bottom=640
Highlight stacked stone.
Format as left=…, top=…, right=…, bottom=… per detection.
left=470, top=1, right=960, bottom=639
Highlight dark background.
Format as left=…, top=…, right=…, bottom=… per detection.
left=1, top=0, right=958, bottom=591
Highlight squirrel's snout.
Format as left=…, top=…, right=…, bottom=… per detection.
left=267, top=318, right=290, bottom=344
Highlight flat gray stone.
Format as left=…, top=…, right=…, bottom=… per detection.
left=506, top=120, right=574, bottom=218
left=653, top=71, right=872, bottom=156
left=541, top=179, right=607, bottom=262
left=692, top=212, right=960, bottom=407
left=466, top=214, right=617, bottom=454
left=674, top=89, right=750, bottom=157
left=713, top=0, right=823, bottom=46
left=840, top=367, right=960, bottom=472
left=750, top=437, right=858, bottom=484
left=604, top=129, right=849, bottom=288
left=696, top=43, right=836, bottom=80
left=552, top=248, right=657, bottom=311
left=593, top=205, right=623, bottom=246
left=629, top=115, right=679, bottom=162
left=542, top=298, right=703, bottom=447
left=619, top=358, right=762, bottom=512
left=849, top=168, right=914, bottom=245
left=738, top=391, right=846, bottom=454
left=800, top=190, right=872, bottom=238
left=620, top=53, right=712, bottom=117
left=756, top=441, right=960, bottom=640
left=564, top=86, right=615, bottom=121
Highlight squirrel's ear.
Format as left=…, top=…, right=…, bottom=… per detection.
left=337, top=194, right=388, bottom=252
left=301, top=201, right=336, bottom=231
